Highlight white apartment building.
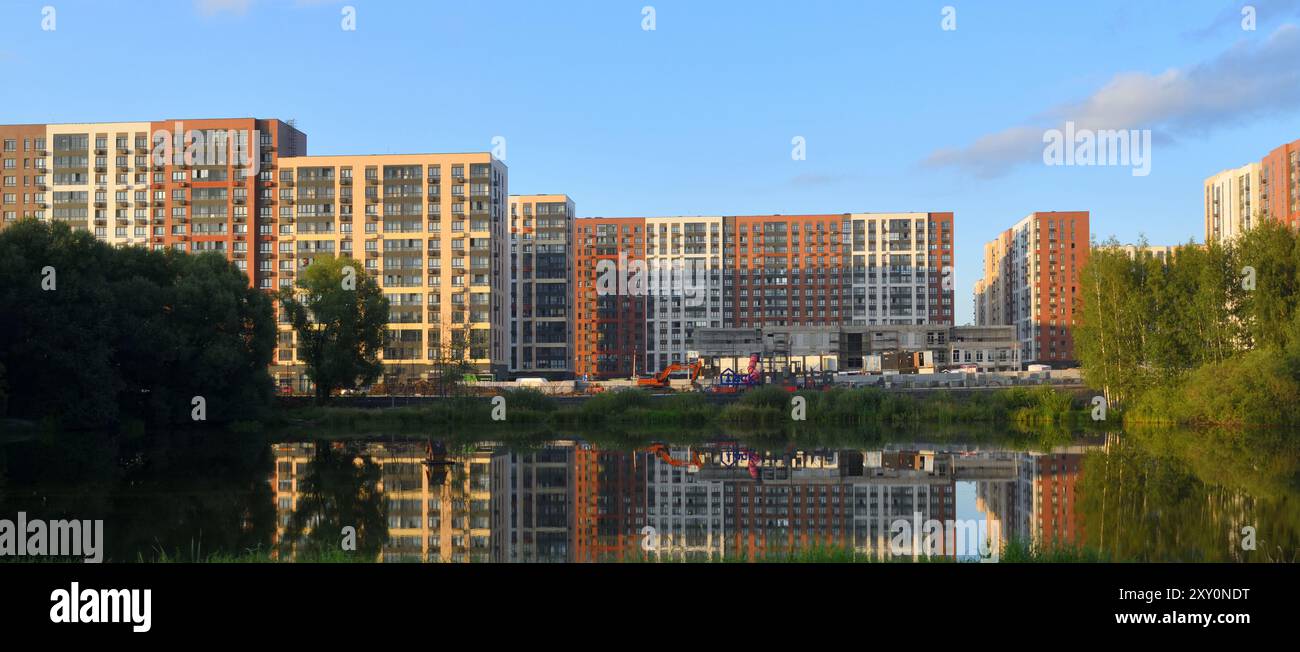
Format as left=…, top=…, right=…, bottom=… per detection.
left=1204, top=162, right=1262, bottom=246
left=644, top=216, right=725, bottom=371
left=845, top=212, right=955, bottom=326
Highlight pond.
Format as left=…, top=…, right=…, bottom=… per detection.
left=1, top=425, right=1296, bottom=562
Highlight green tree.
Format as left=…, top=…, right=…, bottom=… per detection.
left=0, top=220, right=275, bottom=428
left=278, top=255, right=389, bottom=403
left=1230, top=219, right=1299, bottom=351
left=1076, top=237, right=1151, bottom=405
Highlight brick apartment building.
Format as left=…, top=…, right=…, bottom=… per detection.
left=973, top=211, right=1089, bottom=364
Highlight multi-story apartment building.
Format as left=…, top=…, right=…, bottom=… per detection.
left=508, top=194, right=574, bottom=379
left=271, top=153, right=509, bottom=388
left=1204, top=138, right=1300, bottom=246
left=845, top=212, right=955, bottom=326
left=645, top=216, right=726, bottom=370
left=1, top=124, right=56, bottom=224
left=1119, top=243, right=1182, bottom=264
left=1260, top=138, right=1300, bottom=233
left=974, top=211, right=1089, bottom=364
left=727, top=214, right=847, bottom=329
left=574, top=212, right=956, bottom=377
left=1, top=118, right=307, bottom=291
left=574, top=217, right=646, bottom=379
left=1204, top=163, right=1262, bottom=246
left=3, top=120, right=523, bottom=387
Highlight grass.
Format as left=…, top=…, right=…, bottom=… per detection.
left=716, top=385, right=1095, bottom=429
left=270, top=385, right=1097, bottom=436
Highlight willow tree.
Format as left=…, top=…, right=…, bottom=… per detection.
left=278, top=256, right=389, bottom=403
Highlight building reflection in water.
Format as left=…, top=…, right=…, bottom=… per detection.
left=271, top=440, right=1092, bottom=562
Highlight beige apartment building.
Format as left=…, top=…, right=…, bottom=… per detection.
left=271, top=153, right=509, bottom=390
left=1204, top=162, right=1263, bottom=246
left=1204, top=137, right=1300, bottom=245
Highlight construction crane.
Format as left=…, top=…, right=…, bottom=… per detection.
left=636, top=360, right=703, bottom=388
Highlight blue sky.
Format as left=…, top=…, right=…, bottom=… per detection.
left=3, top=0, right=1299, bottom=324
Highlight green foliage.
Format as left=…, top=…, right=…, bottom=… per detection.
left=277, top=255, right=389, bottom=403
left=1077, top=224, right=1300, bottom=425
left=277, top=386, right=1090, bottom=434
left=501, top=388, right=558, bottom=412
left=997, top=538, right=1112, bottom=563
left=0, top=220, right=275, bottom=428
left=718, top=386, right=1089, bottom=428
left=1076, top=236, right=1233, bottom=404
left=556, top=389, right=714, bottom=427
left=1129, top=348, right=1300, bottom=426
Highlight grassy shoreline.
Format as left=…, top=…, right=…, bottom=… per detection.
left=267, top=385, right=1103, bottom=435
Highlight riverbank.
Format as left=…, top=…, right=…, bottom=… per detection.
left=268, top=385, right=1104, bottom=435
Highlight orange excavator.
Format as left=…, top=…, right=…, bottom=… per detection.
left=636, top=360, right=703, bottom=389
left=645, top=444, right=703, bottom=470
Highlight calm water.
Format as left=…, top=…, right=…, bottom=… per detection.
left=1, top=426, right=1296, bottom=562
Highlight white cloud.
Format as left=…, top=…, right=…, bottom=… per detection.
left=925, top=24, right=1300, bottom=178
